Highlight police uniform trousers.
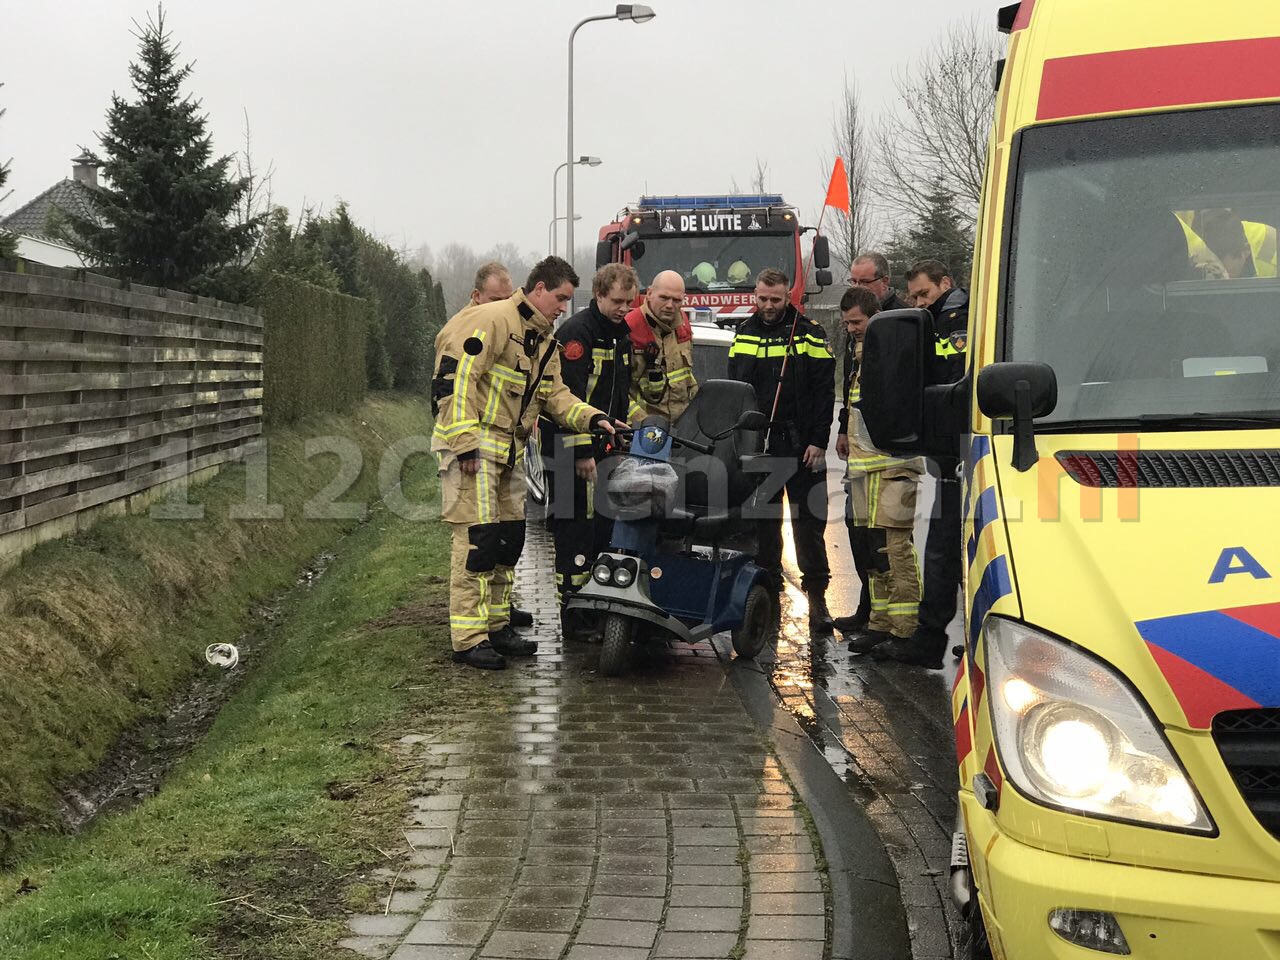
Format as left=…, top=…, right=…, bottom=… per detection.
left=846, top=470, right=921, bottom=639
left=441, top=457, right=526, bottom=652
left=916, top=467, right=963, bottom=655
left=755, top=457, right=830, bottom=593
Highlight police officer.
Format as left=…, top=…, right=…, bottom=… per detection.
left=871, top=258, right=968, bottom=669
left=832, top=286, right=923, bottom=648
left=542, top=263, right=642, bottom=639
left=626, top=270, right=698, bottom=423
left=431, top=256, right=617, bottom=670
left=728, top=268, right=836, bottom=637
left=835, top=251, right=913, bottom=631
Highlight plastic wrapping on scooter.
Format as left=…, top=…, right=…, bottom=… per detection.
left=605, top=456, right=679, bottom=519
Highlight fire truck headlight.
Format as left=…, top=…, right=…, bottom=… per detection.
left=983, top=617, right=1214, bottom=833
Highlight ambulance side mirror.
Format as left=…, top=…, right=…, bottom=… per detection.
left=860, top=309, right=928, bottom=452
left=978, top=362, right=1057, bottom=472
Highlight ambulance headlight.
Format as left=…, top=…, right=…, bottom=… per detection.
left=983, top=618, right=1214, bottom=833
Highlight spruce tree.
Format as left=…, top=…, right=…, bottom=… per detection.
left=885, top=178, right=975, bottom=288
left=60, top=8, right=259, bottom=289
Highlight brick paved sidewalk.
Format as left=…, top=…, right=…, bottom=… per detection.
left=341, top=524, right=831, bottom=960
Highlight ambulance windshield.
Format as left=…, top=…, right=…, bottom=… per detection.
left=1005, top=104, right=1280, bottom=428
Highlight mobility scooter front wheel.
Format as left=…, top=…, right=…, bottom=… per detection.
left=731, top=584, right=776, bottom=659
left=599, top=614, right=633, bottom=677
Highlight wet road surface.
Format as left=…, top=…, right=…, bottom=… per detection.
left=343, top=465, right=964, bottom=960
left=769, top=470, right=967, bottom=959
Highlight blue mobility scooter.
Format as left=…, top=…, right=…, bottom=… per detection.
left=567, top=380, right=778, bottom=677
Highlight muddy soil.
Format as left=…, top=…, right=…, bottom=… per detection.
left=53, top=552, right=337, bottom=832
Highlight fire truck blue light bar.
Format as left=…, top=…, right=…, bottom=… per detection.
left=637, top=195, right=785, bottom=210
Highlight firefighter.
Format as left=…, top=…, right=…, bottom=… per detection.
left=626, top=270, right=698, bottom=423
left=870, top=258, right=968, bottom=670
left=836, top=251, right=914, bottom=630
left=431, top=256, right=617, bottom=670
left=469, top=261, right=513, bottom=306
left=728, top=268, right=836, bottom=637
left=541, top=263, right=642, bottom=639
left=454, top=260, right=541, bottom=630
left=832, top=286, right=922, bottom=648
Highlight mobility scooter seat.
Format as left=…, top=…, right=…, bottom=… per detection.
left=662, top=379, right=763, bottom=541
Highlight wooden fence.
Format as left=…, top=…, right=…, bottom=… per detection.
left=0, top=259, right=263, bottom=552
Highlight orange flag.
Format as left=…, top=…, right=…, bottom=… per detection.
left=824, top=157, right=851, bottom=213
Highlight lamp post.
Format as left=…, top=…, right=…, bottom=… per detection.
left=548, top=214, right=583, bottom=257
left=566, top=5, right=655, bottom=274
left=552, top=156, right=601, bottom=256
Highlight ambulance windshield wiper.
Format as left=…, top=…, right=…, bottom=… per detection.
left=1039, top=411, right=1280, bottom=433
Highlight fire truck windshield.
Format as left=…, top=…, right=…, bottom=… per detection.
left=631, top=234, right=794, bottom=291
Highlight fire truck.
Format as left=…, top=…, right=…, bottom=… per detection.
left=595, top=194, right=832, bottom=380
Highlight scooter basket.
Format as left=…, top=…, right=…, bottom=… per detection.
left=605, top=457, right=679, bottom=519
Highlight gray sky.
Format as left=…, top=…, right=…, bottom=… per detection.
left=2, top=0, right=1001, bottom=258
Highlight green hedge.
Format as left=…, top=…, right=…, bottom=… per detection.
left=261, top=273, right=369, bottom=424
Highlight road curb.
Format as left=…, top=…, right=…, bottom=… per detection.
left=725, top=653, right=913, bottom=960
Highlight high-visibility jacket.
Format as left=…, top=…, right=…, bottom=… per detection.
left=431, top=289, right=605, bottom=466
left=1177, top=211, right=1278, bottom=279
left=727, top=305, right=835, bottom=455
left=626, top=303, right=698, bottom=423
left=844, top=341, right=922, bottom=478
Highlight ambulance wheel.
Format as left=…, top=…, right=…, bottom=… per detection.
left=599, top=614, right=633, bottom=677
left=731, top=584, right=775, bottom=660
left=959, top=893, right=994, bottom=960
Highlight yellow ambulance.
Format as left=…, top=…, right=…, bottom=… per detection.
left=858, top=1, right=1280, bottom=956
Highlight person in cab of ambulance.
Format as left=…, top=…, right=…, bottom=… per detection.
left=626, top=270, right=698, bottom=423
left=431, top=256, right=619, bottom=671
left=541, top=263, right=642, bottom=641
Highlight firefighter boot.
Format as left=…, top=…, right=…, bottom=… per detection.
left=453, top=640, right=507, bottom=671
left=489, top=625, right=538, bottom=657
left=510, top=606, right=534, bottom=628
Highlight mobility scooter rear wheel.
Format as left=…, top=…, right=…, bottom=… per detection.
left=731, top=584, right=776, bottom=659
left=599, top=614, right=633, bottom=677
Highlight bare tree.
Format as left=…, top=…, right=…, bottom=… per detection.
left=231, top=110, right=274, bottom=269
left=750, top=157, right=769, bottom=194
left=874, top=16, right=1002, bottom=230
left=824, top=74, right=878, bottom=273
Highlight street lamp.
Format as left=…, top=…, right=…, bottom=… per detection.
left=552, top=156, right=601, bottom=256
left=566, top=5, right=655, bottom=274
left=548, top=214, right=583, bottom=257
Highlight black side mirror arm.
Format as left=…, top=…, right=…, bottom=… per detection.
left=1012, top=379, right=1038, bottom=472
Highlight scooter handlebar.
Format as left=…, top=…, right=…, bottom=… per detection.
left=672, top=435, right=714, bottom=455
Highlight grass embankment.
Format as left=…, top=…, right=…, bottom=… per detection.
left=0, top=394, right=493, bottom=958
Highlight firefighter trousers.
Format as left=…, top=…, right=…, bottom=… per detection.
left=845, top=471, right=921, bottom=639
left=547, top=470, right=613, bottom=613
left=441, top=457, right=526, bottom=652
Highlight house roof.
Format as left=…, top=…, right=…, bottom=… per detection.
left=0, top=178, right=98, bottom=240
